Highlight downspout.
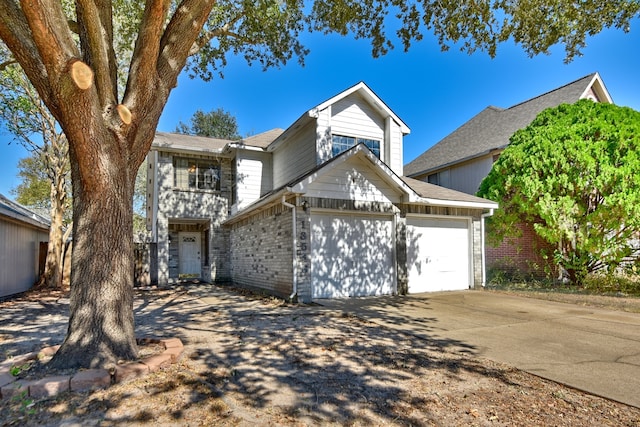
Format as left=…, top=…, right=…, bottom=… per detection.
left=282, top=196, right=297, bottom=302
left=480, top=209, right=494, bottom=288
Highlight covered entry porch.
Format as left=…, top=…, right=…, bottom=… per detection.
left=166, top=219, right=210, bottom=283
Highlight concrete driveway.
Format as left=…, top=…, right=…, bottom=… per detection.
left=316, top=291, right=640, bottom=408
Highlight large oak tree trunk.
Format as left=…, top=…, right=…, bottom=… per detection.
left=48, top=132, right=138, bottom=369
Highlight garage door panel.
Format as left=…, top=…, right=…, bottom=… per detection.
left=311, top=213, right=394, bottom=299
left=407, top=217, right=470, bottom=293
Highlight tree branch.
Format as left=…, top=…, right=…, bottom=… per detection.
left=126, top=0, right=171, bottom=105
left=0, top=1, right=52, bottom=106
left=20, top=0, right=79, bottom=77
left=157, top=0, right=215, bottom=86
left=126, top=0, right=214, bottom=166
left=76, top=0, right=118, bottom=106
left=189, top=12, right=244, bottom=56
left=0, top=58, right=18, bottom=71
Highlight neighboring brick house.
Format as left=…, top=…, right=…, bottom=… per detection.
left=0, top=193, right=50, bottom=298
left=146, top=82, right=498, bottom=301
left=404, top=73, right=613, bottom=278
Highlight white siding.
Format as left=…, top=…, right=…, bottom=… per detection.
left=331, top=94, right=385, bottom=147
left=387, top=119, right=403, bottom=175
left=273, top=122, right=317, bottom=188
left=304, top=157, right=401, bottom=203
left=235, top=150, right=272, bottom=210
left=0, top=219, right=48, bottom=297
left=316, top=106, right=332, bottom=164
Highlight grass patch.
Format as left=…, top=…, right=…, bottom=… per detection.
left=486, top=270, right=640, bottom=297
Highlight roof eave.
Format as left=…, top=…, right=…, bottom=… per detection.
left=151, top=142, right=227, bottom=156
left=411, top=197, right=498, bottom=210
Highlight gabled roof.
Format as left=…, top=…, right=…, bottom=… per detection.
left=0, top=193, right=50, bottom=230
left=404, top=73, right=612, bottom=177
left=225, top=144, right=497, bottom=224
left=267, top=81, right=410, bottom=152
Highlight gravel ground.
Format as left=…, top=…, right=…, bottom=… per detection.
left=1, top=284, right=640, bottom=426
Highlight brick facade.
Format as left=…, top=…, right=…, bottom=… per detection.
left=486, top=222, right=556, bottom=279
left=229, top=203, right=295, bottom=298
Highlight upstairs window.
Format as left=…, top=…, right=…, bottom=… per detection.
left=174, top=158, right=220, bottom=191
left=331, top=134, right=380, bottom=159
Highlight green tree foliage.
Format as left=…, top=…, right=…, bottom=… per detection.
left=12, top=154, right=53, bottom=212
left=1, top=0, right=638, bottom=369
left=12, top=151, right=72, bottom=220
left=478, top=100, right=640, bottom=283
left=176, top=108, right=240, bottom=139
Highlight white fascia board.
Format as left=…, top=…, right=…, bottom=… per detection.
left=411, top=197, right=499, bottom=210
left=582, top=72, right=614, bottom=104
left=227, top=143, right=265, bottom=152
left=289, top=145, right=413, bottom=199
left=310, top=82, right=411, bottom=134
left=152, top=144, right=226, bottom=156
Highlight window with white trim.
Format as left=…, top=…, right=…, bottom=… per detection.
left=331, top=134, right=381, bottom=158
left=174, top=158, right=221, bottom=191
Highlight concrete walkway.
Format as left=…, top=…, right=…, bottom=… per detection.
left=316, top=291, right=640, bottom=408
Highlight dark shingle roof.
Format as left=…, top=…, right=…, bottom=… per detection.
left=239, top=128, right=284, bottom=148
left=404, top=73, right=599, bottom=177
left=153, top=129, right=285, bottom=153
left=401, top=176, right=496, bottom=205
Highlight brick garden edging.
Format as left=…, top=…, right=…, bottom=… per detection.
left=0, top=338, right=183, bottom=400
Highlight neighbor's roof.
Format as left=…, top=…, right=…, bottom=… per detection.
left=404, top=73, right=612, bottom=177
left=0, top=193, right=50, bottom=230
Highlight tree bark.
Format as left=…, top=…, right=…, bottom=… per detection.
left=41, top=179, right=66, bottom=289
left=48, top=131, right=138, bottom=369
left=2, top=0, right=215, bottom=371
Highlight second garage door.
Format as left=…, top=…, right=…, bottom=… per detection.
left=311, top=212, right=395, bottom=299
left=406, top=217, right=471, bottom=293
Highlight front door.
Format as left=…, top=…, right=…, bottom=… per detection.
left=178, top=232, right=201, bottom=278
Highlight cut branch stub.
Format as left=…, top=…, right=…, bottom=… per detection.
left=70, top=60, right=94, bottom=90
left=117, top=104, right=132, bottom=125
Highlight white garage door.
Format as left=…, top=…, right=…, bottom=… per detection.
left=407, top=217, right=471, bottom=293
left=311, top=212, right=395, bottom=298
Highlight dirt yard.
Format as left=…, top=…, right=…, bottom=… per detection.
left=1, top=285, right=640, bottom=426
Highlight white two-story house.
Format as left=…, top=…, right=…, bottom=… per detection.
left=146, top=82, right=498, bottom=302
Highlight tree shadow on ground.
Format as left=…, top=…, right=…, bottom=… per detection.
left=127, top=284, right=520, bottom=425
left=1, top=284, right=521, bottom=425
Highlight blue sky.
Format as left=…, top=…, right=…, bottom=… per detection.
left=1, top=20, right=639, bottom=199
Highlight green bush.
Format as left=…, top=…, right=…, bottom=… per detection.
left=581, top=273, right=640, bottom=296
